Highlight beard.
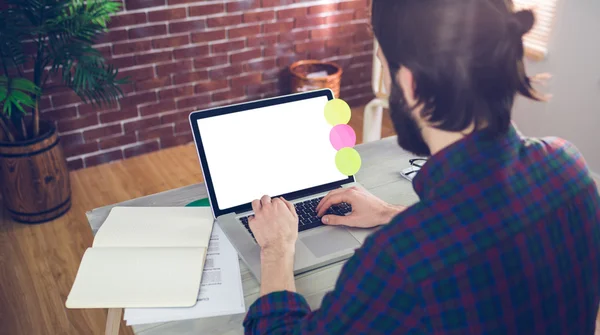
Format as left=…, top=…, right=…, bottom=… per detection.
left=388, top=80, right=431, bottom=157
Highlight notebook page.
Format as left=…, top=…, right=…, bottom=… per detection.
left=66, top=247, right=205, bottom=308
left=93, top=207, right=214, bottom=248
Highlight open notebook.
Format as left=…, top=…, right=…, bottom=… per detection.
left=66, top=207, right=214, bottom=309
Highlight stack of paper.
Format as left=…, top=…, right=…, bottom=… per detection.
left=66, top=207, right=214, bottom=309
left=124, top=223, right=246, bottom=325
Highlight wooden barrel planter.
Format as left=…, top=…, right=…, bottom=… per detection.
left=0, top=121, right=71, bottom=223
left=289, top=60, right=343, bottom=98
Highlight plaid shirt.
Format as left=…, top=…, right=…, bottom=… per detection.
left=243, top=125, right=600, bottom=334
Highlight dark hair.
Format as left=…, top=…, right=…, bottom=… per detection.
left=371, top=0, right=546, bottom=135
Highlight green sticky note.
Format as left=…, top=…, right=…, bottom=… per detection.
left=186, top=198, right=211, bottom=207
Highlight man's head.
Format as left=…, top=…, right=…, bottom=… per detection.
left=371, top=0, right=545, bottom=156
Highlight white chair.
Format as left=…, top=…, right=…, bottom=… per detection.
left=362, top=40, right=389, bottom=142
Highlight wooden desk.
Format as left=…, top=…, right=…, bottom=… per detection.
left=86, top=136, right=420, bottom=335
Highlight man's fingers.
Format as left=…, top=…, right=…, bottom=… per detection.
left=316, top=188, right=347, bottom=212
left=321, top=214, right=354, bottom=226
left=280, top=197, right=296, bottom=215
left=251, top=199, right=261, bottom=213
left=248, top=214, right=255, bottom=223
left=317, top=193, right=349, bottom=217
left=260, top=195, right=272, bottom=207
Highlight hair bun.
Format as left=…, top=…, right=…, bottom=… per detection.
left=511, top=10, right=535, bottom=36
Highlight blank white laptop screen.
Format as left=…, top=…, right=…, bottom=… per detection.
left=197, top=96, right=347, bottom=211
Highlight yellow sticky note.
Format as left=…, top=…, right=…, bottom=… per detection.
left=335, top=148, right=361, bottom=176
left=324, top=99, right=351, bottom=126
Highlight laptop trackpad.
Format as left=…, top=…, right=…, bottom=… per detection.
left=301, top=228, right=360, bottom=258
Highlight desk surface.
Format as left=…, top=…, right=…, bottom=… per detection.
left=86, top=136, right=420, bottom=335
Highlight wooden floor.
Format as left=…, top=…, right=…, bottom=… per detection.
left=0, top=106, right=395, bottom=335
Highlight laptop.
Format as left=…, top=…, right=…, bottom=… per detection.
left=189, top=89, right=372, bottom=281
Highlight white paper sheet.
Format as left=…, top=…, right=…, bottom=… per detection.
left=123, top=223, right=246, bottom=325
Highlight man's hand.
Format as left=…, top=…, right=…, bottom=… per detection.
left=316, top=186, right=406, bottom=228
left=248, top=195, right=299, bottom=296
left=248, top=195, right=299, bottom=253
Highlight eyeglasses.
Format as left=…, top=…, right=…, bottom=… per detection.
left=409, top=158, right=427, bottom=168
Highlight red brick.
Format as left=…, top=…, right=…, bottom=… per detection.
left=308, top=3, right=338, bottom=14
left=176, top=94, right=211, bottom=110
left=40, top=97, right=52, bottom=110
left=277, top=7, right=306, bottom=19
left=97, top=45, right=112, bottom=59
left=228, top=25, right=261, bottom=39
left=123, top=117, right=161, bottom=132
left=311, top=27, right=337, bottom=39
left=136, top=76, right=172, bottom=92
left=326, top=35, right=355, bottom=48
left=99, top=133, right=138, bottom=150
left=152, top=35, right=190, bottom=49
left=118, top=66, right=155, bottom=81
left=77, top=103, right=117, bottom=116
left=231, top=73, right=261, bottom=87
left=230, top=49, right=261, bottom=63
left=60, top=133, right=84, bottom=147
left=140, top=100, right=177, bottom=116
left=264, top=44, right=294, bottom=57
left=278, top=30, right=309, bottom=43
left=108, top=13, right=147, bottom=29
left=193, top=55, right=229, bottom=69
left=83, top=124, right=123, bottom=141
left=156, top=60, right=193, bottom=77
left=243, top=58, right=276, bottom=72
left=354, top=8, right=370, bottom=19
left=195, top=80, right=229, bottom=93
left=189, top=3, right=225, bottom=16
left=209, top=64, right=243, bottom=79
left=295, top=16, right=326, bottom=28
left=67, top=158, right=84, bottom=170
left=173, top=71, right=209, bottom=85
left=309, top=47, right=338, bottom=60
left=174, top=121, right=192, bottom=134
left=264, top=21, right=293, bottom=33
left=124, top=140, right=160, bottom=158
left=138, top=125, right=174, bottom=141
left=136, top=51, right=172, bottom=65
left=96, top=29, right=128, bottom=44
left=110, top=55, right=135, bottom=68
left=191, top=30, right=226, bottom=43
left=340, top=0, right=367, bottom=9
left=242, top=10, right=274, bottom=23
left=295, top=40, right=325, bottom=52
left=354, top=26, right=372, bottom=42
left=212, top=88, right=245, bottom=101
left=207, top=15, right=242, bottom=28
left=85, top=150, right=124, bottom=168
left=120, top=82, right=136, bottom=95
left=158, top=85, right=194, bottom=100
left=261, top=0, right=294, bottom=7
left=161, top=133, right=193, bottom=149
left=226, top=0, right=259, bottom=12
left=126, top=0, right=165, bottom=10
left=328, top=12, right=355, bottom=24
left=167, top=0, right=199, bottom=4
left=148, top=8, right=186, bottom=22
left=63, top=142, right=99, bottom=158
left=128, top=24, right=167, bottom=39
left=160, top=110, right=190, bottom=124
left=211, top=40, right=245, bottom=54
left=246, top=34, right=277, bottom=47
left=276, top=53, right=307, bottom=67
left=169, top=20, right=206, bottom=34
left=57, top=114, right=98, bottom=132
left=41, top=106, right=77, bottom=120
left=99, top=107, right=139, bottom=123
left=173, top=45, right=209, bottom=59
left=120, top=91, right=157, bottom=108
left=113, top=40, right=152, bottom=55
left=52, top=92, right=81, bottom=107
left=246, top=81, right=278, bottom=96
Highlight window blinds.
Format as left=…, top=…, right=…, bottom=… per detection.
left=513, top=0, right=559, bottom=60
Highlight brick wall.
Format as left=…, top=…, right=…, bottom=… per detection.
left=45, top=0, right=374, bottom=170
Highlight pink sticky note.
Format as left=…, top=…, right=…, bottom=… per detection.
left=330, top=124, right=356, bottom=150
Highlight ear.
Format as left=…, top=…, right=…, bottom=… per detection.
left=395, top=67, right=417, bottom=106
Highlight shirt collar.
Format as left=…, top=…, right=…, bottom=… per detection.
left=412, top=125, right=522, bottom=200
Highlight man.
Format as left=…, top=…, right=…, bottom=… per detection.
left=243, top=0, right=600, bottom=333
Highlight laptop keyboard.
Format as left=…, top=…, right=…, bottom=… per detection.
left=239, top=197, right=352, bottom=240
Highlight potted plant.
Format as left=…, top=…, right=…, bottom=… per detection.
left=0, top=0, right=127, bottom=223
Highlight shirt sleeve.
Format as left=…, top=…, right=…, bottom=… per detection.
left=242, top=234, right=424, bottom=335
